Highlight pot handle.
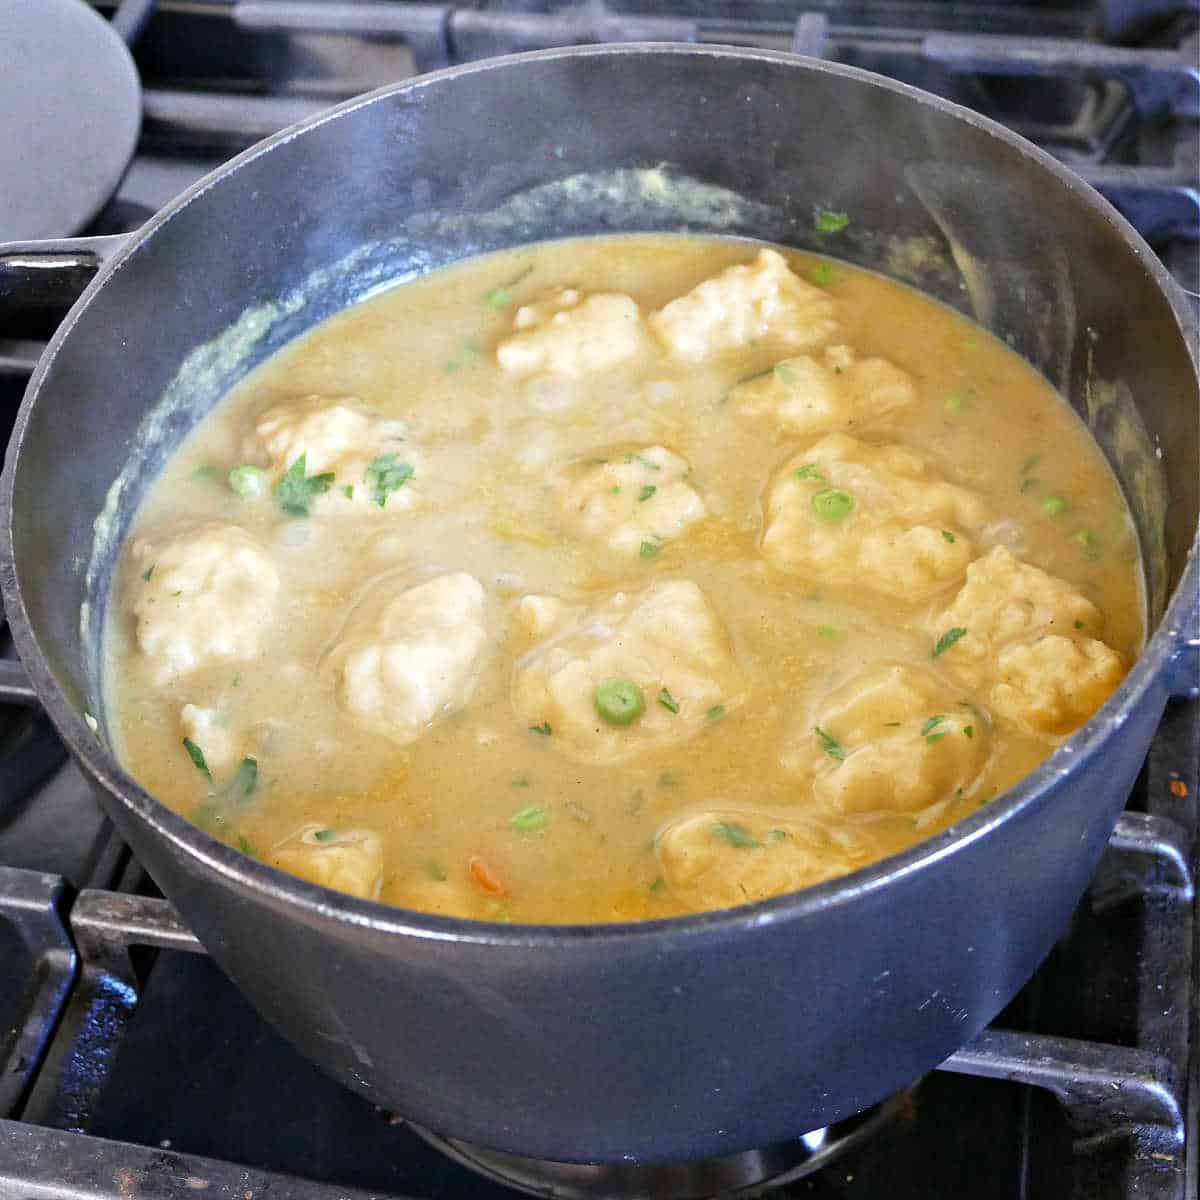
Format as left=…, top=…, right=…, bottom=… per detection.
left=0, top=234, right=132, bottom=315
left=1165, top=579, right=1199, bottom=698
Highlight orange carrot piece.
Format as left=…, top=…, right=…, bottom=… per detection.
left=468, top=854, right=505, bottom=895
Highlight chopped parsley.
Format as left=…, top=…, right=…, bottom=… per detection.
left=767, top=829, right=788, bottom=842
left=273, top=454, right=335, bottom=518
left=1020, top=453, right=1042, bottom=475
left=944, top=392, right=966, bottom=413
left=1074, top=619, right=1085, bottom=630
left=963, top=725, right=974, bottom=739
left=482, top=265, right=532, bottom=310
left=932, top=626, right=968, bottom=658
left=182, top=737, right=212, bottom=782
left=364, top=453, right=414, bottom=508
left=658, top=772, right=679, bottom=788
left=639, top=539, right=661, bottom=559
left=711, top=821, right=760, bottom=848
left=925, top=732, right=949, bottom=746
left=445, top=337, right=481, bottom=374
left=624, top=453, right=661, bottom=471
left=658, top=687, right=680, bottom=714
left=530, top=722, right=552, bottom=736
left=191, top=464, right=220, bottom=483
left=942, top=530, right=956, bottom=543
left=814, top=209, right=850, bottom=234
left=815, top=623, right=838, bottom=638
left=313, top=828, right=336, bottom=842
left=510, top=804, right=548, bottom=832
left=342, top=484, right=354, bottom=499
left=649, top=876, right=666, bottom=894
left=814, top=726, right=845, bottom=760
left=811, top=262, right=837, bottom=287
left=141, top=565, right=154, bottom=582
left=706, top=705, right=726, bottom=723
left=1041, top=495, right=1068, bottom=516
left=811, top=487, right=854, bottom=521
left=919, top=715, right=946, bottom=737
left=237, top=834, right=257, bottom=858
left=794, top=464, right=824, bottom=481
left=424, top=860, right=447, bottom=881
left=639, top=484, right=657, bottom=503
left=774, top=363, right=798, bottom=385
left=224, top=757, right=258, bottom=805
left=512, top=776, right=531, bottom=788
left=1021, top=478, right=1041, bottom=493
left=1072, top=529, right=1101, bottom=558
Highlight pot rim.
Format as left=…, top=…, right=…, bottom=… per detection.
left=2, top=42, right=1197, bottom=950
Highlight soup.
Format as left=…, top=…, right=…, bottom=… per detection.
left=104, top=236, right=1142, bottom=923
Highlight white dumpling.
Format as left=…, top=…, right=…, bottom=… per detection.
left=782, top=661, right=991, bottom=816
left=731, top=344, right=916, bottom=436
left=761, top=433, right=986, bottom=599
left=253, top=395, right=420, bottom=514
left=496, top=288, right=643, bottom=377
left=557, top=446, right=706, bottom=555
left=656, top=810, right=874, bottom=911
left=326, top=573, right=489, bottom=744
left=511, top=579, right=746, bottom=765
left=132, top=523, right=280, bottom=683
left=648, top=249, right=839, bottom=362
left=271, top=824, right=384, bottom=900
left=928, top=547, right=1126, bottom=734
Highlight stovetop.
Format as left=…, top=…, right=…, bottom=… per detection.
left=0, top=3, right=1197, bottom=1198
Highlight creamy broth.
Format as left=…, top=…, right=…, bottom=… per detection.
left=105, top=236, right=1143, bottom=922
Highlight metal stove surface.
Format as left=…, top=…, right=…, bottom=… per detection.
left=1, top=2, right=1198, bottom=1198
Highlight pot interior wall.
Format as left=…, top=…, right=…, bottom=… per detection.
left=5, top=47, right=1196, bottom=731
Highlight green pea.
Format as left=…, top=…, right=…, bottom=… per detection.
left=593, top=678, right=645, bottom=726
left=811, top=487, right=855, bottom=521
left=228, top=465, right=268, bottom=499
left=1042, top=495, right=1067, bottom=516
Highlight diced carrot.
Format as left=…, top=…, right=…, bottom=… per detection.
left=1169, top=778, right=1188, bottom=798
left=468, top=855, right=505, bottom=896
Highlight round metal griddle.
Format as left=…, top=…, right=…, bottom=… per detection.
left=0, top=0, right=141, bottom=239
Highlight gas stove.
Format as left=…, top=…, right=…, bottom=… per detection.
left=0, top=4, right=1197, bottom=1198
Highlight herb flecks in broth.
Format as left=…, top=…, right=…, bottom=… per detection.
left=107, top=236, right=1141, bottom=923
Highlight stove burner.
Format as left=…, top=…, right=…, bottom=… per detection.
left=409, top=1094, right=909, bottom=1199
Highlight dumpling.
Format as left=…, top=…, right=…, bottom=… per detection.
left=556, top=446, right=706, bottom=555
left=271, top=824, right=384, bottom=900
left=929, top=547, right=1126, bottom=734
left=325, top=573, right=489, bottom=744
left=132, top=523, right=280, bottom=683
left=761, top=433, right=986, bottom=599
left=511, top=580, right=746, bottom=765
left=656, top=810, right=874, bottom=911
left=649, top=249, right=838, bottom=362
left=782, top=661, right=990, bottom=816
left=730, top=344, right=916, bottom=436
left=496, top=289, right=643, bottom=377
left=991, top=635, right=1127, bottom=736
left=253, top=395, right=420, bottom=514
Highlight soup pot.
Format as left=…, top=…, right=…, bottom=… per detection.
left=1, top=46, right=1196, bottom=1164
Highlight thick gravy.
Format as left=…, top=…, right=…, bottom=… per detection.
left=105, top=235, right=1143, bottom=922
